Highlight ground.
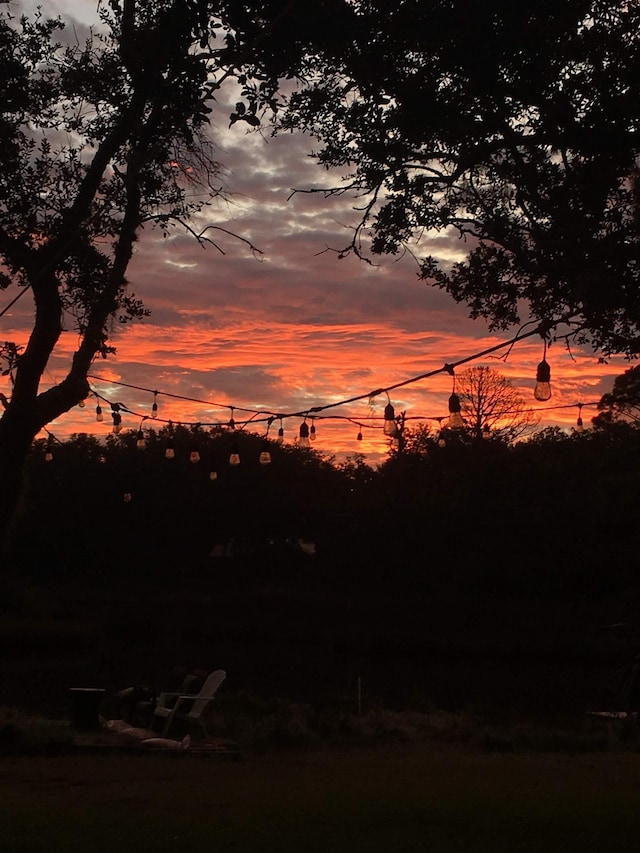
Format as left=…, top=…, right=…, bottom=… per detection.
left=2, top=744, right=640, bottom=852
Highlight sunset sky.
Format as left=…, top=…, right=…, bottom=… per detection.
left=3, top=0, right=629, bottom=465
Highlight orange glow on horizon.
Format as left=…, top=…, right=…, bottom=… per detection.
left=11, top=316, right=621, bottom=467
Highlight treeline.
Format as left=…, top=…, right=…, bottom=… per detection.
left=5, top=423, right=640, bottom=714
left=9, top=422, right=640, bottom=601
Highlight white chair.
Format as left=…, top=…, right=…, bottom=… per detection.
left=151, top=669, right=226, bottom=738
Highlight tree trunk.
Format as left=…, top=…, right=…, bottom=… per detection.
left=0, top=404, right=41, bottom=582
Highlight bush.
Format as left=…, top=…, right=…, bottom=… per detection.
left=0, top=706, right=75, bottom=755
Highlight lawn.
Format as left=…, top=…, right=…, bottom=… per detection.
left=2, top=745, right=640, bottom=852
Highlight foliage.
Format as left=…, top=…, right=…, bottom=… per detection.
left=276, top=1, right=640, bottom=356
left=594, top=364, right=640, bottom=427
left=0, top=0, right=305, bottom=557
left=0, top=705, right=74, bottom=755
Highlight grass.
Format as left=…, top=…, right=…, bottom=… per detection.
left=2, top=745, right=640, bottom=852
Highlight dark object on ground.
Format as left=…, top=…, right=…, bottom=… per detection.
left=69, top=688, right=106, bottom=731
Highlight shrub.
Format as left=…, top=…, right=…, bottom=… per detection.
left=0, top=706, right=75, bottom=755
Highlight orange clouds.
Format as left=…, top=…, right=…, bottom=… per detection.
left=2, top=2, right=626, bottom=465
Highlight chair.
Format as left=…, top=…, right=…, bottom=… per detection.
left=151, top=669, right=226, bottom=738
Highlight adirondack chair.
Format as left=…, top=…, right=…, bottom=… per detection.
left=151, top=669, right=226, bottom=737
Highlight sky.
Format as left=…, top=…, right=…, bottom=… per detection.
left=2, top=0, right=629, bottom=465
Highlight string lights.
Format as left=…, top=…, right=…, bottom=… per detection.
left=20, top=323, right=600, bottom=465
left=259, top=417, right=274, bottom=464
left=299, top=420, right=311, bottom=448
left=534, top=339, right=552, bottom=401
left=383, top=395, right=398, bottom=437
left=229, top=440, right=241, bottom=466
left=111, top=404, right=122, bottom=434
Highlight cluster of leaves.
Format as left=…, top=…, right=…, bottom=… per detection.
left=275, top=1, right=640, bottom=355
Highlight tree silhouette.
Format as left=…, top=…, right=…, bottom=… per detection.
left=278, top=1, right=640, bottom=356
left=0, top=1, right=299, bottom=565
left=594, top=365, right=640, bottom=428
left=457, top=366, right=538, bottom=442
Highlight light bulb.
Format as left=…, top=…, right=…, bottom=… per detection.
left=229, top=440, right=241, bottom=465
left=44, top=448, right=53, bottom=462
left=383, top=402, right=397, bottom=436
left=95, top=404, right=103, bottom=422
left=310, top=423, right=316, bottom=442
left=98, top=453, right=106, bottom=464
left=534, top=359, right=552, bottom=401
left=259, top=443, right=272, bottom=465
left=123, top=491, right=132, bottom=503
left=299, top=422, right=310, bottom=448
left=448, top=393, right=464, bottom=429
left=152, top=402, right=158, bottom=418
left=357, top=429, right=363, bottom=442
left=277, top=426, right=284, bottom=444
left=78, top=398, right=86, bottom=408
left=209, top=470, right=218, bottom=480
left=438, top=429, right=447, bottom=448
left=165, top=439, right=175, bottom=459
left=136, top=429, right=145, bottom=450
left=189, top=448, right=200, bottom=463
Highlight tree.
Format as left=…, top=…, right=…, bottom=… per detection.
left=593, top=364, right=640, bottom=428
left=0, top=0, right=315, bottom=565
left=456, top=366, right=538, bottom=442
left=277, top=1, right=640, bottom=356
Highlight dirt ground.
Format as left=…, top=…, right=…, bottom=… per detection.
left=3, top=745, right=640, bottom=853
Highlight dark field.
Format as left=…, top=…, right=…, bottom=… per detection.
left=3, top=745, right=640, bottom=852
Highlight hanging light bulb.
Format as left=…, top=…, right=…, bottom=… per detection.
left=309, top=422, right=317, bottom=442
left=229, top=441, right=241, bottom=465
left=123, top=491, right=132, bottom=503
left=44, top=441, right=54, bottom=462
left=228, top=407, right=235, bottom=430
left=277, top=422, right=284, bottom=444
left=438, top=428, right=447, bottom=448
left=77, top=397, right=86, bottom=408
left=152, top=391, right=158, bottom=418
left=448, top=393, right=464, bottom=429
left=482, top=423, right=491, bottom=440
left=534, top=355, right=552, bottom=401
left=165, top=437, right=175, bottom=459
left=299, top=421, right=310, bottom=448
left=95, top=404, right=103, bottom=423
left=209, top=469, right=218, bottom=480
left=112, top=412, right=122, bottom=434
left=136, top=429, right=146, bottom=450
left=189, top=444, right=200, bottom=463
left=576, top=403, right=584, bottom=432
left=98, top=453, right=107, bottom=464
left=259, top=440, right=272, bottom=465
left=383, top=402, right=397, bottom=437
left=356, top=426, right=363, bottom=442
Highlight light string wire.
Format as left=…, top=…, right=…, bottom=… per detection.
left=81, top=323, right=599, bottom=432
